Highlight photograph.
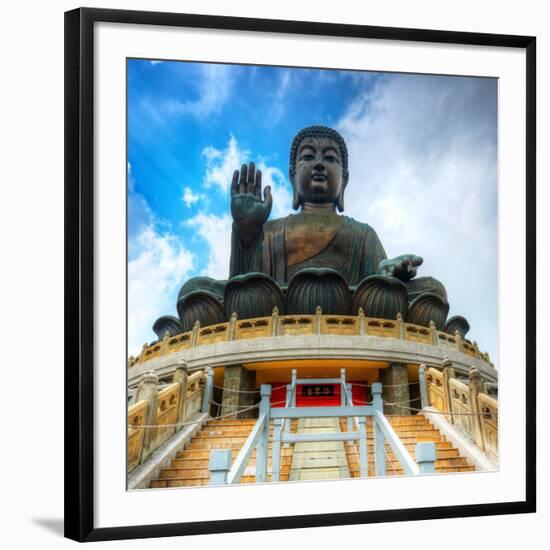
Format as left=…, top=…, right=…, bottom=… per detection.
left=125, top=59, right=500, bottom=490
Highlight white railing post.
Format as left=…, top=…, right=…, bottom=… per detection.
left=271, top=418, right=283, bottom=482
left=418, top=364, right=429, bottom=409
left=256, top=384, right=271, bottom=483
left=372, top=382, right=386, bottom=476
left=283, top=384, right=291, bottom=443
left=291, top=369, right=297, bottom=407
left=415, top=442, right=436, bottom=474
left=358, top=416, right=369, bottom=478
left=340, top=368, right=347, bottom=406
left=201, top=367, right=214, bottom=414
left=209, top=449, right=232, bottom=485
left=346, top=383, right=354, bottom=436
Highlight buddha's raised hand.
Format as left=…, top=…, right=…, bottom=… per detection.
left=231, top=162, right=272, bottom=248
left=379, top=254, right=423, bottom=282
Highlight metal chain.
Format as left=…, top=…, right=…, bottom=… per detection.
left=212, top=384, right=260, bottom=394
left=350, top=381, right=419, bottom=388
left=128, top=402, right=260, bottom=429
left=385, top=401, right=498, bottom=417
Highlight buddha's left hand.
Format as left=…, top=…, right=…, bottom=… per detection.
left=378, top=254, right=423, bottom=282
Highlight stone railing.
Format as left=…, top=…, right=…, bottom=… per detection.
left=421, top=359, right=498, bottom=458
left=128, top=309, right=493, bottom=369
left=127, top=365, right=212, bottom=473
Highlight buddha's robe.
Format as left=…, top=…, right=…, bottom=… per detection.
left=230, top=212, right=386, bottom=287
left=229, top=212, right=446, bottom=302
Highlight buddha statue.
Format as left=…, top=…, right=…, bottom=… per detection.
left=153, top=126, right=467, bottom=340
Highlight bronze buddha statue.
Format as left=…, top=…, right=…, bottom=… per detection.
left=153, top=126, right=467, bottom=339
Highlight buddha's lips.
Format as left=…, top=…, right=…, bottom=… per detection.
left=312, top=174, right=327, bottom=182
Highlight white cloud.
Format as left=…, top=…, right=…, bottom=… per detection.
left=182, top=186, right=201, bottom=208
left=163, top=63, right=235, bottom=119
left=185, top=212, right=233, bottom=279
left=128, top=225, right=194, bottom=355
left=268, top=70, right=292, bottom=123
left=336, top=74, right=498, bottom=364
left=202, top=135, right=248, bottom=193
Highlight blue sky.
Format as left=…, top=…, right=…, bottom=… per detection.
left=127, top=59, right=498, bottom=366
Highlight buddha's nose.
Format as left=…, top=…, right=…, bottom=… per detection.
left=313, top=161, right=325, bottom=171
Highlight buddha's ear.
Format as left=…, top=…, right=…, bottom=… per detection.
left=337, top=176, right=348, bottom=212
left=290, top=170, right=301, bottom=210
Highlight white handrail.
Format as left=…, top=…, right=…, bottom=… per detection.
left=374, top=410, right=419, bottom=475
left=227, top=412, right=268, bottom=484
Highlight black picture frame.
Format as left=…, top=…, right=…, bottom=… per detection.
left=64, top=7, right=536, bottom=542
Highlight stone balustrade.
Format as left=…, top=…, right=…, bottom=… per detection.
left=422, top=362, right=498, bottom=458
left=127, top=366, right=210, bottom=473
left=128, top=309, right=493, bottom=370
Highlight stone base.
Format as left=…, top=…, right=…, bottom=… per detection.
left=220, top=365, right=257, bottom=419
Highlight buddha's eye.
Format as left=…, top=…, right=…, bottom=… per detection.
left=324, top=154, right=338, bottom=163
left=301, top=154, right=314, bottom=161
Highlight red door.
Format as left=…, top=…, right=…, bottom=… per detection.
left=271, top=381, right=368, bottom=407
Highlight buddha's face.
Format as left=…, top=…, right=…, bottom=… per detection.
left=293, top=136, right=345, bottom=207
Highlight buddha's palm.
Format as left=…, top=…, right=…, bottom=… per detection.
left=231, top=162, right=272, bottom=248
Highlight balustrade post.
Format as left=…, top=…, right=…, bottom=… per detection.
left=454, top=330, right=464, bottom=352
left=172, top=361, right=189, bottom=430
left=415, top=442, right=436, bottom=474
left=138, top=342, right=148, bottom=364
left=396, top=312, right=405, bottom=339
left=473, top=341, right=481, bottom=359
left=271, top=306, right=279, bottom=336
left=229, top=312, right=238, bottom=341
left=429, top=320, right=438, bottom=346
left=468, top=367, right=486, bottom=451
left=201, top=367, right=214, bottom=415
left=441, top=356, right=454, bottom=424
left=256, top=384, right=271, bottom=483
left=418, top=364, right=429, bottom=409
left=160, top=331, right=170, bottom=355
left=135, top=370, right=159, bottom=462
left=315, top=306, right=322, bottom=335
left=208, top=449, right=232, bottom=485
left=358, top=307, right=366, bottom=335
left=372, top=382, right=386, bottom=477
left=191, top=320, right=200, bottom=347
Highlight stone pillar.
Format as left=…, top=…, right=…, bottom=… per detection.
left=220, top=365, right=257, bottom=419
left=135, top=370, right=159, bottom=461
left=381, top=363, right=411, bottom=415
left=468, top=367, right=486, bottom=451
left=441, top=356, right=455, bottom=423
left=172, top=361, right=188, bottom=430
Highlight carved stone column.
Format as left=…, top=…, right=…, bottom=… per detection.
left=172, top=361, right=188, bottom=430
left=135, top=370, right=159, bottom=460
left=220, top=365, right=257, bottom=419
left=381, top=363, right=411, bottom=415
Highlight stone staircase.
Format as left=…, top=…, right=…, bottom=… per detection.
left=341, top=414, right=475, bottom=476
left=150, top=418, right=298, bottom=488
left=149, top=413, right=474, bottom=488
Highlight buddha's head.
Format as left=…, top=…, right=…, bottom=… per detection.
left=289, top=126, right=349, bottom=212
